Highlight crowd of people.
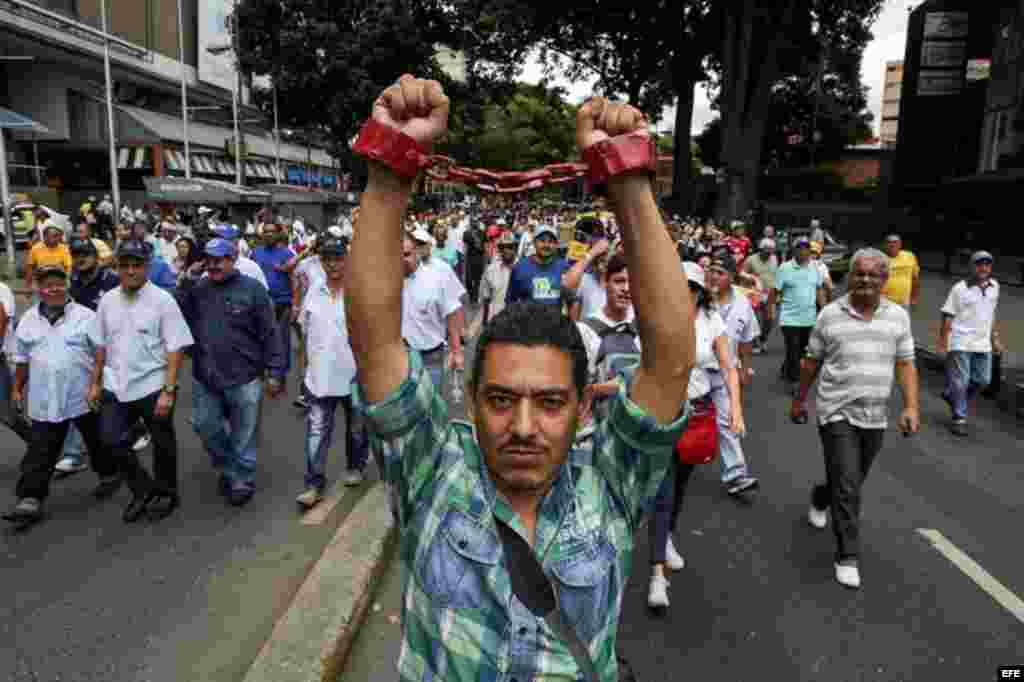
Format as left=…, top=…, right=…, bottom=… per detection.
left=0, top=72, right=1007, bottom=682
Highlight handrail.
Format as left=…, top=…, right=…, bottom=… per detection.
left=0, top=0, right=149, bottom=56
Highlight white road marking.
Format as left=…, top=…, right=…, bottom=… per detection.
left=917, top=528, right=1024, bottom=624
left=300, top=481, right=349, bottom=526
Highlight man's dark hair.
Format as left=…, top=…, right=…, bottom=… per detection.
left=472, top=303, right=588, bottom=398
left=604, top=254, right=627, bottom=280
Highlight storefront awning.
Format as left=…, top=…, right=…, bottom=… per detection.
left=0, top=107, right=53, bottom=140
left=143, top=176, right=270, bottom=205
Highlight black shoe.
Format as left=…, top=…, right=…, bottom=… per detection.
left=227, top=489, right=254, bottom=507
left=92, top=476, right=123, bottom=500
left=3, top=497, right=43, bottom=525
left=146, top=491, right=180, bottom=520
left=726, top=476, right=760, bottom=496
left=217, top=473, right=230, bottom=497
left=122, top=493, right=152, bottom=523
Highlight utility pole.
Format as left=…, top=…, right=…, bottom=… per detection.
left=100, top=0, right=121, bottom=216
left=177, top=0, right=191, bottom=178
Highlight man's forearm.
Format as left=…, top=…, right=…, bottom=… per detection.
left=13, top=364, right=28, bottom=394
left=738, top=342, right=753, bottom=374
left=164, top=350, right=183, bottom=387
left=446, top=307, right=465, bottom=353
left=91, top=348, right=106, bottom=387
left=796, top=358, right=821, bottom=402
left=939, top=316, right=952, bottom=346
left=895, top=360, right=920, bottom=412
left=911, top=275, right=921, bottom=303
left=562, top=254, right=594, bottom=291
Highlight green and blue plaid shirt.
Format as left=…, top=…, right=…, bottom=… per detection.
left=353, top=349, right=688, bottom=682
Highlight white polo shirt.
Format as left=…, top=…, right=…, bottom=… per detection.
left=300, top=284, right=356, bottom=398
left=714, top=285, right=760, bottom=368
left=402, top=259, right=465, bottom=351
left=13, top=301, right=97, bottom=422
left=941, top=279, right=999, bottom=353
left=295, top=255, right=326, bottom=306
left=0, top=282, right=15, bottom=358
left=91, top=282, right=194, bottom=402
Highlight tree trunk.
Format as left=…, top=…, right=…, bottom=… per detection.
left=670, top=81, right=696, bottom=215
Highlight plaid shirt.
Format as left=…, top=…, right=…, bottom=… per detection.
left=353, top=349, right=688, bottom=682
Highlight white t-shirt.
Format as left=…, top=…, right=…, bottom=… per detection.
left=0, top=282, right=16, bottom=358
left=576, top=271, right=608, bottom=321
left=479, top=261, right=513, bottom=320
left=300, top=285, right=356, bottom=398
left=714, top=286, right=760, bottom=368
left=401, top=259, right=466, bottom=351
left=941, top=279, right=999, bottom=353
left=295, top=255, right=326, bottom=304
left=695, top=308, right=727, bottom=371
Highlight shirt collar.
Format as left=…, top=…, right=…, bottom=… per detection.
left=837, top=294, right=890, bottom=319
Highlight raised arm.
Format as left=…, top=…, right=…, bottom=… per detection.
left=345, top=75, right=449, bottom=404
left=576, top=98, right=694, bottom=424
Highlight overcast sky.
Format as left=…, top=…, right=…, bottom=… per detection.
left=518, top=0, right=920, bottom=137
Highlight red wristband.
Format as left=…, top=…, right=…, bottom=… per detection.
left=581, top=132, right=657, bottom=187
left=351, top=118, right=432, bottom=179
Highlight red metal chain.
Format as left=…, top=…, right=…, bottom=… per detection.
left=423, top=155, right=588, bottom=193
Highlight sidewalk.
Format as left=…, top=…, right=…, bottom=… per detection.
left=910, top=268, right=1022, bottom=417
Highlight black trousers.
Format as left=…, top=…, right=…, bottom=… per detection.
left=781, top=325, right=813, bottom=383
left=16, top=412, right=115, bottom=501
left=100, top=390, right=178, bottom=497
left=812, top=421, right=885, bottom=562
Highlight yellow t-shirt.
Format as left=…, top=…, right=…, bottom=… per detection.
left=28, top=242, right=73, bottom=273
left=92, top=238, right=113, bottom=262
left=882, top=250, right=920, bottom=305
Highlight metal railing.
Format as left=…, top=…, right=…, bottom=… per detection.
left=6, top=163, right=47, bottom=188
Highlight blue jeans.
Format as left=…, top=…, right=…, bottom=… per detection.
left=707, top=370, right=749, bottom=483
left=943, top=351, right=992, bottom=420
left=304, top=394, right=369, bottom=491
left=191, top=378, right=263, bottom=493
left=60, top=423, right=86, bottom=464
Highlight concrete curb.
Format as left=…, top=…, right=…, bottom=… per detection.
left=242, top=483, right=396, bottom=682
left=915, top=345, right=1023, bottom=419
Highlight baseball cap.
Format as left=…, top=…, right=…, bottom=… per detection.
left=534, top=224, right=558, bottom=241
left=794, top=236, right=811, bottom=249
left=35, top=263, right=68, bottom=280
left=213, top=224, right=240, bottom=240
left=205, top=238, right=237, bottom=258
left=116, top=239, right=149, bottom=260
left=42, top=220, right=65, bottom=235
left=971, top=250, right=993, bottom=264
left=708, top=252, right=737, bottom=274
left=319, top=237, right=348, bottom=257
left=69, top=237, right=98, bottom=255
left=682, top=261, right=706, bottom=289
left=198, top=206, right=213, bottom=214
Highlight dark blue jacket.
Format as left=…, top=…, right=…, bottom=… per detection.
left=69, top=267, right=120, bottom=311
left=175, top=271, right=286, bottom=391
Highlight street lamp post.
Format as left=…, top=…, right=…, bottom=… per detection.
left=177, top=0, right=191, bottom=179
left=0, top=128, right=15, bottom=277
left=100, top=0, right=121, bottom=217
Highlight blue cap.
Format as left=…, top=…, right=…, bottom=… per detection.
left=534, top=224, right=558, bottom=241
left=116, top=239, right=149, bottom=261
left=205, top=238, right=237, bottom=258
left=318, top=236, right=348, bottom=257
left=214, top=224, right=240, bottom=240
left=970, top=250, right=993, bottom=264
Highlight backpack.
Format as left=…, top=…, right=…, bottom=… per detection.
left=582, top=316, right=641, bottom=386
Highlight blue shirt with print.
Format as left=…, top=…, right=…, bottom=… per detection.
left=252, top=245, right=295, bottom=305
left=505, top=257, right=572, bottom=306
left=775, top=260, right=822, bottom=327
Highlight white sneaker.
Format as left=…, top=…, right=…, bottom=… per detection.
left=54, top=457, right=88, bottom=475
left=835, top=562, right=861, bottom=589
left=807, top=505, right=828, bottom=529
left=342, top=469, right=364, bottom=487
left=647, top=574, right=670, bottom=609
left=295, top=488, right=324, bottom=509
left=665, top=537, right=686, bottom=571
left=132, top=433, right=151, bottom=452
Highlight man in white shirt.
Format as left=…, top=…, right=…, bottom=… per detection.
left=401, top=233, right=466, bottom=391
left=938, top=250, right=1004, bottom=436
left=295, top=237, right=370, bottom=508
left=3, top=265, right=120, bottom=528
left=478, top=231, right=517, bottom=326
left=156, top=220, right=180, bottom=264
left=89, top=239, right=194, bottom=523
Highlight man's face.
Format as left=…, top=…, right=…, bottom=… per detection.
left=796, top=245, right=811, bottom=263
left=849, top=258, right=886, bottom=299
left=43, top=228, right=61, bottom=248
left=116, top=224, right=130, bottom=240
left=116, top=257, right=148, bottom=291
left=498, top=243, right=516, bottom=265
left=163, top=225, right=177, bottom=241
left=605, top=268, right=631, bottom=313
left=884, top=239, right=901, bottom=258
left=73, top=252, right=98, bottom=273
left=401, top=238, right=419, bottom=276
left=131, top=224, right=147, bottom=241
left=38, top=274, right=68, bottom=306
left=707, top=267, right=732, bottom=293
left=321, top=254, right=346, bottom=282
left=764, top=226, right=775, bottom=238
left=433, top=223, right=448, bottom=243
left=76, top=224, right=90, bottom=240
left=205, top=255, right=236, bottom=283
left=473, top=343, right=587, bottom=500
left=534, top=234, right=557, bottom=259
left=974, top=260, right=993, bottom=282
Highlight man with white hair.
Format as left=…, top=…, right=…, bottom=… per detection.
left=792, top=247, right=919, bottom=589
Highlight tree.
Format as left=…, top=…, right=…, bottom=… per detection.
left=470, top=83, right=579, bottom=171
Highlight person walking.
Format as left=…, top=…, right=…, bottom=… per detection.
left=89, top=240, right=194, bottom=522
left=251, top=221, right=296, bottom=377
left=938, top=250, right=1003, bottom=436
left=176, top=239, right=286, bottom=506
left=776, top=236, right=826, bottom=393
left=881, top=234, right=920, bottom=309
left=505, top=224, right=573, bottom=309
left=742, top=237, right=778, bottom=353
left=792, top=248, right=919, bottom=589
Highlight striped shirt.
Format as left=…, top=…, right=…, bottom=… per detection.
left=806, top=295, right=915, bottom=429
left=352, top=348, right=689, bottom=682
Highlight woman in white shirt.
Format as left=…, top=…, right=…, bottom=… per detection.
left=647, top=261, right=746, bottom=611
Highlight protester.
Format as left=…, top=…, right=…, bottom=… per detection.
left=742, top=237, right=779, bottom=353
left=478, top=230, right=517, bottom=326
left=505, top=223, right=572, bottom=308
left=251, top=222, right=296, bottom=376
left=793, top=248, right=919, bottom=589
left=776, top=236, right=826, bottom=393
left=881, top=234, right=920, bottom=309
left=346, top=74, right=694, bottom=682
left=24, top=221, right=72, bottom=295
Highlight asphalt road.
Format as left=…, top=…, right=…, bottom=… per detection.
left=1, top=361, right=373, bottom=682
left=341, top=331, right=1024, bottom=682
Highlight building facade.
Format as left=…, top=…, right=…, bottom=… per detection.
left=1, top=0, right=336, bottom=214
left=880, top=61, right=903, bottom=148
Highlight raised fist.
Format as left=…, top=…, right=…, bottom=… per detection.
left=373, top=74, right=450, bottom=149
left=575, top=96, right=648, bottom=151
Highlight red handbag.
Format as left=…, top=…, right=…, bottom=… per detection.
left=676, top=397, right=718, bottom=465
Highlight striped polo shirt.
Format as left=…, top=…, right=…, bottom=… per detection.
left=806, top=295, right=915, bottom=428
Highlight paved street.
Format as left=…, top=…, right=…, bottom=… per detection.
left=341, top=330, right=1024, bottom=682
left=0, top=362, right=371, bottom=682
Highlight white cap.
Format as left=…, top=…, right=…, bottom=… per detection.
left=42, top=220, right=65, bottom=235
left=411, top=227, right=435, bottom=246
left=198, top=206, right=213, bottom=214
left=682, top=261, right=705, bottom=289
left=810, top=218, right=820, bottom=227
left=326, top=225, right=344, bottom=238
